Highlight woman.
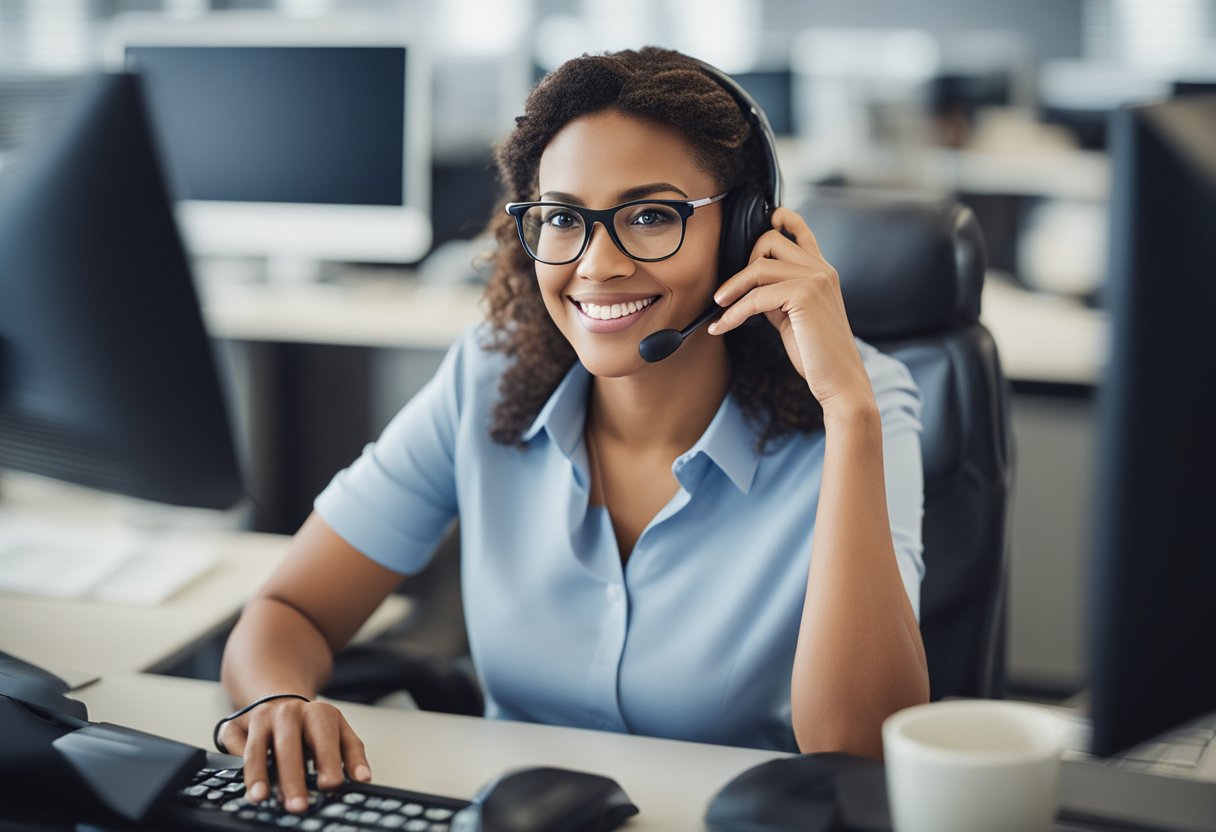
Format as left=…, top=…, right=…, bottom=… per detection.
left=219, top=47, right=929, bottom=814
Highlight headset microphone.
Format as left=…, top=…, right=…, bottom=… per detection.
left=636, top=59, right=782, bottom=363
left=638, top=301, right=723, bottom=363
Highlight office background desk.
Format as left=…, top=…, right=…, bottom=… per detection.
left=73, top=671, right=790, bottom=831
left=0, top=473, right=409, bottom=681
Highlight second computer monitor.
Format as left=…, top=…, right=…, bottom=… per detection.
left=109, top=14, right=431, bottom=271
left=1087, top=94, right=1216, bottom=756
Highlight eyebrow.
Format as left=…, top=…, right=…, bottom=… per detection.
left=538, top=182, right=691, bottom=205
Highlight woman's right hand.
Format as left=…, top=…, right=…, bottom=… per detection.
left=217, top=697, right=373, bottom=813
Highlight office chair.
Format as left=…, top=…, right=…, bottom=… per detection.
left=324, top=188, right=1013, bottom=712
left=799, top=186, right=1013, bottom=700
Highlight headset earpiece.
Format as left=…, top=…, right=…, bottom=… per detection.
left=693, top=60, right=783, bottom=285
left=718, top=186, right=771, bottom=282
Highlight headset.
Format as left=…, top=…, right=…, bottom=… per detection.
left=695, top=59, right=785, bottom=282
left=637, top=60, right=785, bottom=362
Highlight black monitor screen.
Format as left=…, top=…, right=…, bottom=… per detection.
left=1088, top=95, right=1216, bottom=755
left=0, top=72, right=243, bottom=509
left=126, top=46, right=406, bottom=206
left=734, top=69, right=794, bottom=137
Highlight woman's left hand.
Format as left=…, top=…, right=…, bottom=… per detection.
left=708, top=207, right=874, bottom=416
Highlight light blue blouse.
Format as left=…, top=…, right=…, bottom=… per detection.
left=315, top=326, right=924, bottom=752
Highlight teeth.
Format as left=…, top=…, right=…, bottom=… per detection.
left=579, top=297, right=655, bottom=320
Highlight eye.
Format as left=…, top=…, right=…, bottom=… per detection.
left=627, top=205, right=679, bottom=228
left=542, top=208, right=582, bottom=230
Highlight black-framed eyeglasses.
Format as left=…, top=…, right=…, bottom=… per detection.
left=504, top=192, right=729, bottom=265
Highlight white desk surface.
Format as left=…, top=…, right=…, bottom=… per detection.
left=0, top=475, right=408, bottom=678
left=199, top=271, right=1106, bottom=386
left=198, top=274, right=485, bottom=350
left=73, top=671, right=790, bottom=831
left=981, top=276, right=1107, bottom=387
left=777, top=138, right=1111, bottom=202
left=0, top=532, right=409, bottom=679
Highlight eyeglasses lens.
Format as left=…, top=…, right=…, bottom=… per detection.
left=520, top=203, right=685, bottom=263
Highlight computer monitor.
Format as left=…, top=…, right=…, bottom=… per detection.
left=0, top=71, right=243, bottom=510
left=733, top=68, right=794, bottom=138
left=1086, top=94, right=1216, bottom=756
left=106, top=15, right=431, bottom=277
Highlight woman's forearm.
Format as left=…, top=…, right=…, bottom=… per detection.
left=791, top=401, right=929, bottom=758
left=220, top=596, right=337, bottom=708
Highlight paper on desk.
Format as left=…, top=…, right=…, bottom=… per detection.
left=0, top=522, right=218, bottom=605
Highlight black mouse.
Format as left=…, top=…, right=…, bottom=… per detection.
left=704, top=752, right=890, bottom=832
left=450, top=766, right=639, bottom=832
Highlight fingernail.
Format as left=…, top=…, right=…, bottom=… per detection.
left=249, top=782, right=267, bottom=802
left=288, top=795, right=308, bottom=813
left=707, top=323, right=719, bottom=335
left=355, top=765, right=372, bottom=782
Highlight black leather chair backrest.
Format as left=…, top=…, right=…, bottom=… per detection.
left=798, top=187, right=1013, bottom=700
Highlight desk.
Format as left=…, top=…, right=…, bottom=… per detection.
left=72, top=671, right=790, bottom=831
left=0, top=475, right=409, bottom=679
left=197, top=270, right=1106, bottom=386
left=980, top=274, right=1106, bottom=388
left=198, top=272, right=485, bottom=349
left=0, top=533, right=409, bottom=680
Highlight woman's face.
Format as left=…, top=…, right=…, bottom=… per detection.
left=533, top=109, right=724, bottom=378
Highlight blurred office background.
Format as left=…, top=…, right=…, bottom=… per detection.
left=1, top=0, right=1213, bottom=700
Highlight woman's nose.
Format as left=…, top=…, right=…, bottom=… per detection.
left=576, top=222, right=635, bottom=282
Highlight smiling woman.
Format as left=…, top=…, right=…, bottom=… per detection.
left=483, top=51, right=821, bottom=449
left=217, top=46, right=931, bottom=816
left=525, top=111, right=728, bottom=380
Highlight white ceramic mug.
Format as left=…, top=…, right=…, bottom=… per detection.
left=882, top=699, right=1068, bottom=832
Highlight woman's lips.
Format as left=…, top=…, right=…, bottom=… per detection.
left=570, top=296, right=659, bottom=334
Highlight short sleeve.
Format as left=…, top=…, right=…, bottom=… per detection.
left=859, top=339, right=926, bottom=621
left=314, top=329, right=477, bottom=575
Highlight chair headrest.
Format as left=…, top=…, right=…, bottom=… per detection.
left=796, top=188, right=986, bottom=340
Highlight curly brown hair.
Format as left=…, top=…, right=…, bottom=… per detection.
left=481, top=46, right=823, bottom=450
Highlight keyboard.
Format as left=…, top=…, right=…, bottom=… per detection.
left=1092, top=711, right=1216, bottom=775
left=160, top=762, right=470, bottom=831
left=1059, top=709, right=1216, bottom=832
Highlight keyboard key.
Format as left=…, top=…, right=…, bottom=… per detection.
left=424, top=808, right=453, bottom=821
left=403, top=821, right=428, bottom=832
left=300, top=821, right=324, bottom=832
left=377, top=817, right=406, bottom=829
left=342, top=792, right=366, bottom=805
left=378, top=799, right=402, bottom=812
left=400, top=803, right=423, bottom=816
